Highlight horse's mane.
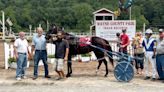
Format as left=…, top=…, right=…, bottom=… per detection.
left=64, top=32, right=78, bottom=39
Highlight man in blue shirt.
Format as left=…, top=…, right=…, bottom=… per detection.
left=31, top=27, right=50, bottom=80
left=142, top=29, right=156, bottom=81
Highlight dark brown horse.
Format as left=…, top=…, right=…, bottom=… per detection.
left=46, top=26, right=114, bottom=77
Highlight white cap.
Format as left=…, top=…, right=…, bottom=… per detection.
left=145, top=29, right=153, bottom=34
left=159, top=29, right=164, bottom=32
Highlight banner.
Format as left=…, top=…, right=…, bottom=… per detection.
left=95, top=20, right=136, bottom=41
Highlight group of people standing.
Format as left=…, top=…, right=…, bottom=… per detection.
left=13, top=26, right=164, bottom=83
left=14, top=27, right=69, bottom=81
left=116, top=28, right=164, bottom=82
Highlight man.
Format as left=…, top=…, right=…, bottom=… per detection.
left=120, top=29, right=130, bottom=54
left=156, top=29, right=164, bottom=82
left=31, top=27, right=50, bottom=80
left=14, top=32, right=30, bottom=81
left=132, top=32, right=144, bottom=74
left=53, top=31, right=69, bottom=80
left=142, top=29, right=156, bottom=81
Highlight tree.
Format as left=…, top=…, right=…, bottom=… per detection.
left=72, top=3, right=93, bottom=32
left=0, top=0, right=162, bottom=32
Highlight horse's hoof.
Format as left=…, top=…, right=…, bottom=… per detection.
left=95, top=70, right=98, bottom=74
left=95, top=73, right=98, bottom=76
left=104, top=75, right=108, bottom=77
left=66, top=74, right=71, bottom=78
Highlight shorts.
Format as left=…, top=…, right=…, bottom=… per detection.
left=54, top=58, right=64, bottom=71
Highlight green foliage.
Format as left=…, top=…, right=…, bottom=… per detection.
left=48, top=54, right=55, bottom=58
left=72, top=3, right=93, bottom=31
left=131, top=6, right=149, bottom=30
left=81, top=53, right=91, bottom=57
left=8, top=57, right=16, bottom=64
left=0, top=0, right=163, bottom=32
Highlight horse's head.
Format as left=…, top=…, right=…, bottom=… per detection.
left=45, top=25, right=64, bottom=42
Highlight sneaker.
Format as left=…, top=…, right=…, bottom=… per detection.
left=144, top=76, right=150, bottom=80
left=157, top=78, right=164, bottom=80
left=33, top=76, right=37, bottom=80
left=162, top=80, right=164, bottom=83
left=16, top=77, right=21, bottom=81
left=151, top=78, right=156, bottom=81
left=22, top=76, right=27, bottom=79
left=56, top=77, right=62, bottom=80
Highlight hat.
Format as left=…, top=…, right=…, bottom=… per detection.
left=159, top=29, right=164, bottom=32
left=145, top=29, right=153, bottom=34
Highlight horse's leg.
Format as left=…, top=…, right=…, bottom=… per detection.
left=96, top=60, right=103, bottom=75
left=68, top=61, right=72, bottom=74
left=66, top=56, right=72, bottom=77
left=103, top=59, right=108, bottom=77
left=66, top=61, right=72, bottom=77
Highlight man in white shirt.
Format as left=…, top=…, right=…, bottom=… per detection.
left=14, top=32, right=30, bottom=81
left=142, top=29, right=157, bottom=81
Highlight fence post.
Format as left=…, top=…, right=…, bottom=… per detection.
left=4, top=42, right=9, bottom=69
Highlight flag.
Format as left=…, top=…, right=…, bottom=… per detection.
left=6, top=18, right=13, bottom=26
left=114, top=9, right=121, bottom=16
left=124, top=0, right=133, bottom=9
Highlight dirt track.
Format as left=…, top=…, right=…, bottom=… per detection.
left=0, top=61, right=164, bottom=92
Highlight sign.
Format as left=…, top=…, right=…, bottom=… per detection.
left=95, top=20, right=136, bottom=41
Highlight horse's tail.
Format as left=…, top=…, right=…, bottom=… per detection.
left=91, top=37, right=114, bottom=67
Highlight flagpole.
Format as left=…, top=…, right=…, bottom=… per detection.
left=1, top=11, right=5, bottom=40
left=129, top=7, right=132, bottom=20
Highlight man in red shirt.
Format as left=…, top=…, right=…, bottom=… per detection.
left=120, top=29, right=130, bottom=54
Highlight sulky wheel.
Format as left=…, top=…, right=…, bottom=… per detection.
left=114, top=61, right=134, bottom=82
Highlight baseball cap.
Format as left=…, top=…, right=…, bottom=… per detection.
left=159, top=29, right=164, bottom=32
left=145, top=29, right=153, bottom=34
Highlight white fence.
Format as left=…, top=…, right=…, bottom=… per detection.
left=4, top=43, right=55, bottom=69
left=4, top=41, right=133, bottom=69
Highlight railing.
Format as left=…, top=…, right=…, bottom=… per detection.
left=4, top=41, right=134, bottom=69
left=4, top=43, right=55, bottom=69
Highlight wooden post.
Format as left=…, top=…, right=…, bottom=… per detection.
left=4, top=43, right=9, bottom=69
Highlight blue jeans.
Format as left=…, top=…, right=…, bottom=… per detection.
left=16, top=53, right=27, bottom=78
left=34, top=50, right=49, bottom=77
left=156, top=54, right=164, bottom=79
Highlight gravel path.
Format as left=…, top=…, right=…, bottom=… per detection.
left=0, top=61, right=164, bottom=92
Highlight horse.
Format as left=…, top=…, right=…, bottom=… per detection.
left=45, top=26, right=114, bottom=77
